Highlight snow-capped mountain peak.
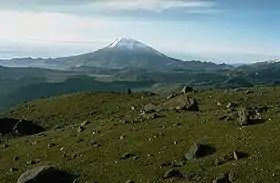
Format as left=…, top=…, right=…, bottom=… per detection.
left=108, top=37, right=152, bottom=51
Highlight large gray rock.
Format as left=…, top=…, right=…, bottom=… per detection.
left=185, top=143, right=215, bottom=160
left=0, top=118, right=44, bottom=136
left=17, top=165, right=74, bottom=183
left=185, top=143, right=200, bottom=160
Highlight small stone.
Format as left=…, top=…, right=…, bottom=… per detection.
left=131, top=106, right=135, bottom=110
left=77, top=126, right=85, bottom=133
left=173, top=123, right=181, bottom=127
left=245, top=90, right=251, bottom=95
left=92, top=130, right=101, bottom=135
left=122, top=120, right=129, bottom=124
left=133, top=156, right=139, bottom=160
left=13, top=156, right=20, bottom=161
left=217, top=102, right=223, bottom=107
left=48, top=143, right=56, bottom=148
left=233, top=151, right=239, bottom=160
left=26, top=160, right=37, bottom=165
left=94, top=144, right=101, bottom=148
left=10, top=167, right=17, bottom=173
left=122, top=153, right=136, bottom=160
left=228, top=172, right=236, bottom=182
left=81, top=120, right=91, bottom=126
left=120, top=135, right=126, bottom=140
left=226, top=103, right=235, bottom=109
left=163, top=169, right=184, bottom=179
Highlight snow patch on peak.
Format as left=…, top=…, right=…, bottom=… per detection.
left=108, top=37, right=149, bottom=50
left=269, top=58, right=280, bottom=63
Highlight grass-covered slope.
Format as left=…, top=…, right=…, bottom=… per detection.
left=1, top=87, right=280, bottom=182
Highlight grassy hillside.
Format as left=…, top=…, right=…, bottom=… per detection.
left=0, top=77, right=156, bottom=111
left=1, top=86, right=280, bottom=182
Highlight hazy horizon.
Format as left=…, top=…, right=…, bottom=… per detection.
left=0, top=0, right=279, bottom=63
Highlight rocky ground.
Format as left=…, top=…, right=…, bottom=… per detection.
left=1, top=86, right=280, bottom=183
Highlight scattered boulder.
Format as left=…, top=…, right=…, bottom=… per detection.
left=222, top=106, right=264, bottom=126
left=181, top=86, right=194, bottom=94
left=163, top=169, right=184, bottom=179
left=17, top=165, right=75, bottom=183
left=122, top=153, right=137, bottom=160
left=185, top=143, right=215, bottom=161
left=237, top=107, right=250, bottom=126
left=245, top=90, right=252, bottom=95
left=226, top=103, right=237, bottom=110
left=180, top=98, right=199, bottom=111
left=236, top=107, right=263, bottom=126
left=185, top=143, right=199, bottom=160
left=0, top=118, right=44, bottom=136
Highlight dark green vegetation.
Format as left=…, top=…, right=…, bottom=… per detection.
left=1, top=86, right=280, bottom=182
left=2, top=60, right=280, bottom=111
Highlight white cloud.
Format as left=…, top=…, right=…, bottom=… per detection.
left=90, top=0, right=215, bottom=11
left=0, top=10, right=149, bottom=44
left=0, top=0, right=215, bottom=12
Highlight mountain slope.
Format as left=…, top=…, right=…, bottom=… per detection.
left=48, top=38, right=232, bottom=71
left=51, top=38, right=181, bottom=70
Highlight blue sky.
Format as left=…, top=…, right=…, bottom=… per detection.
left=0, top=0, right=279, bottom=63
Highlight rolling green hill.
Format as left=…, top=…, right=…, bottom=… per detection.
left=1, top=86, right=280, bottom=182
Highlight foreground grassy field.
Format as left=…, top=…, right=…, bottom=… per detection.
left=1, top=87, right=280, bottom=182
